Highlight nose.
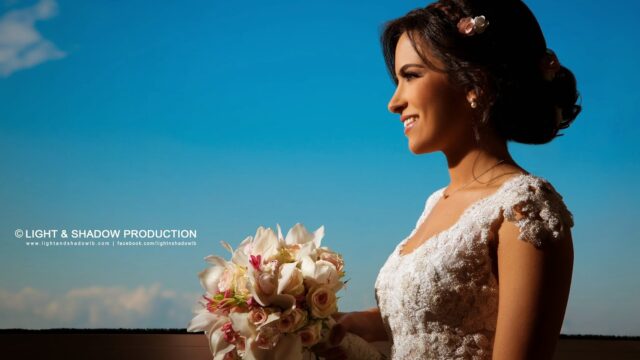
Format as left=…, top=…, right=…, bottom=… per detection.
left=387, top=86, right=406, bottom=114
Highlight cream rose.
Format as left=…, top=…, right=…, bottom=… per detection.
left=290, top=308, right=307, bottom=332
left=306, top=285, right=337, bottom=319
left=317, top=248, right=345, bottom=274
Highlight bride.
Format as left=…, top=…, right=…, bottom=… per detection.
left=313, top=0, right=580, bottom=359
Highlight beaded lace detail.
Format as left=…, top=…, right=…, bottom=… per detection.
left=374, top=173, right=574, bottom=359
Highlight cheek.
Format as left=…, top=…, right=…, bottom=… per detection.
left=409, top=80, right=470, bottom=153
left=424, top=81, right=468, bottom=128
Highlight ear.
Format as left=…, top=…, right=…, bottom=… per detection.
left=466, top=89, right=478, bottom=103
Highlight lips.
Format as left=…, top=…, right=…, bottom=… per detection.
left=402, top=115, right=418, bottom=134
left=400, top=114, right=418, bottom=123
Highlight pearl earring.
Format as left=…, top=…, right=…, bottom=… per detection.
left=470, top=99, right=477, bottom=108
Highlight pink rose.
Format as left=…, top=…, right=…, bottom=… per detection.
left=297, top=321, right=322, bottom=347
left=248, top=307, right=268, bottom=326
left=278, top=308, right=307, bottom=333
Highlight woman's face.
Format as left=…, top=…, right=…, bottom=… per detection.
left=388, top=32, right=474, bottom=154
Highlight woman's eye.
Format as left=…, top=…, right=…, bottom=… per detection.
left=403, top=72, right=419, bottom=81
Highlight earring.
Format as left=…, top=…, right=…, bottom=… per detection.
left=470, top=99, right=477, bottom=108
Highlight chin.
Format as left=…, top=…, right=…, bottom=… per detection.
left=408, top=140, right=433, bottom=155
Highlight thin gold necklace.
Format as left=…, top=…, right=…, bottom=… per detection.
left=443, top=159, right=506, bottom=199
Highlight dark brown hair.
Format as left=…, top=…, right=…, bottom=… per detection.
left=380, top=0, right=581, bottom=144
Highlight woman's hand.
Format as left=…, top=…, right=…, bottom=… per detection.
left=310, top=312, right=351, bottom=360
left=311, top=308, right=387, bottom=360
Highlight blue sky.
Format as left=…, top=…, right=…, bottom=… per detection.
left=0, top=0, right=639, bottom=335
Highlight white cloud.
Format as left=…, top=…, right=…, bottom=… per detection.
left=0, top=0, right=65, bottom=77
left=0, top=283, right=202, bottom=329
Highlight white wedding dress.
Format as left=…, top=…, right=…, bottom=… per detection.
left=374, top=173, right=574, bottom=359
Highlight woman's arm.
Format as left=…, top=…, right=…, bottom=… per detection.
left=492, top=217, right=574, bottom=359
left=339, top=307, right=389, bottom=342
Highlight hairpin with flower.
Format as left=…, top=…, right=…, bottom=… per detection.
left=457, top=15, right=489, bottom=36
left=540, top=48, right=561, bottom=81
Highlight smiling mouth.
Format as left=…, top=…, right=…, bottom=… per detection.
left=404, top=116, right=418, bottom=133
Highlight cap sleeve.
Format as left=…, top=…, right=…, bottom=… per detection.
left=501, top=176, right=574, bottom=249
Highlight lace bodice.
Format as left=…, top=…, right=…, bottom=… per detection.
left=374, top=173, right=574, bottom=359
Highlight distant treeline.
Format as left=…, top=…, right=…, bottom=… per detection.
left=0, top=329, right=639, bottom=340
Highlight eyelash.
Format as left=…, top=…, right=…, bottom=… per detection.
left=401, top=72, right=420, bottom=81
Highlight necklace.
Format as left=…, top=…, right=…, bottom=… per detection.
left=443, top=159, right=506, bottom=199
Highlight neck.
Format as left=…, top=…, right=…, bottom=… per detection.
left=441, top=127, right=523, bottom=190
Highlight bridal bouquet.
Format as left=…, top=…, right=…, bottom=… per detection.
left=188, top=223, right=358, bottom=360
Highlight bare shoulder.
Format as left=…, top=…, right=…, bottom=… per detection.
left=492, top=177, right=574, bottom=359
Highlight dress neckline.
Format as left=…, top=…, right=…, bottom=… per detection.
left=397, top=172, right=531, bottom=258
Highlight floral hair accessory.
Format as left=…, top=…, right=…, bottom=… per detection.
left=540, top=48, right=561, bottom=81
left=457, top=15, right=489, bottom=36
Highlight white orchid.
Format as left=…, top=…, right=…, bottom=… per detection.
left=231, top=236, right=253, bottom=268
left=250, top=226, right=280, bottom=261
left=300, top=256, right=342, bottom=291
left=277, top=262, right=305, bottom=296
left=199, top=256, right=227, bottom=295
left=187, top=301, right=219, bottom=332
left=187, top=305, right=235, bottom=359
left=284, top=223, right=324, bottom=248
left=209, top=323, right=236, bottom=360
left=247, top=262, right=296, bottom=309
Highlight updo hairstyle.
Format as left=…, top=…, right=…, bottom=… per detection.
left=381, top=0, right=581, bottom=144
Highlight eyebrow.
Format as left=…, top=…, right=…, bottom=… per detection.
left=396, top=63, right=426, bottom=76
